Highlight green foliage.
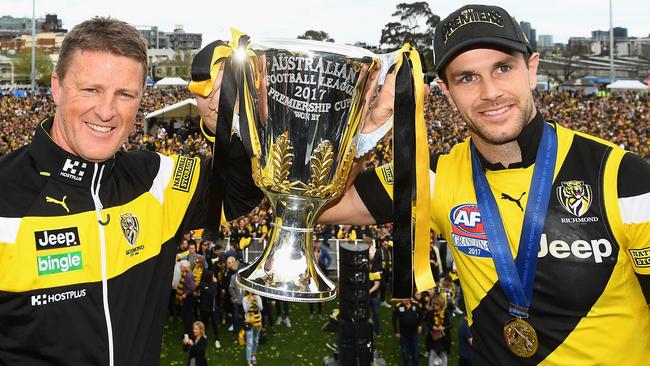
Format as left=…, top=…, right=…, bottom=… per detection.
left=379, top=2, right=440, bottom=72
left=13, top=48, right=53, bottom=87
left=297, top=30, right=335, bottom=43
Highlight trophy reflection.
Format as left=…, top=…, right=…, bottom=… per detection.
left=234, top=38, right=382, bottom=302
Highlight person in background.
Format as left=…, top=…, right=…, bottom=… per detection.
left=227, top=256, right=244, bottom=342
left=457, top=309, right=473, bottom=366
left=429, top=237, right=443, bottom=283
left=426, top=295, right=452, bottom=366
left=392, top=298, right=422, bottom=366
left=176, top=259, right=197, bottom=338
left=376, top=237, right=393, bottom=308
left=275, top=300, right=291, bottom=328
left=183, top=321, right=208, bottom=366
left=308, top=241, right=332, bottom=319
left=369, top=257, right=382, bottom=336
left=198, top=270, right=221, bottom=349
left=261, top=296, right=276, bottom=335
left=243, top=291, right=263, bottom=366
left=336, top=225, right=358, bottom=241
left=436, top=274, right=457, bottom=314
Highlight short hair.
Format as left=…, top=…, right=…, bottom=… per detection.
left=56, top=17, right=147, bottom=83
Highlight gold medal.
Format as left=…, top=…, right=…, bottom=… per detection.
left=503, top=318, right=538, bottom=358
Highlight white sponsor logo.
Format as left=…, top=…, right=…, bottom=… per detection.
left=60, top=158, right=87, bottom=181
left=30, top=289, right=87, bottom=306
left=538, top=234, right=613, bottom=263
left=35, top=228, right=79, bottom=249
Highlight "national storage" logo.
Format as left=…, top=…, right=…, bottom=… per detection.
left=37, top=251, right=83, bottom=276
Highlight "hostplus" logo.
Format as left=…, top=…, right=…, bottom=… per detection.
left=59, top=158, right=87, bottom=182
left=37, top=251, right=83, bottom=276
left=31, top=289, right=87, bottom=306
left=34, top=227, right=80, bottom=250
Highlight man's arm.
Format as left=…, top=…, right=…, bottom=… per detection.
left=318, top=163, right=395, bottom=225
left=317, top=183, right=376, bottom=225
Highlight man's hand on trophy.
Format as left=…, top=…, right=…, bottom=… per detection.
left=194, top=67, right=225, bottom=134
left=363, top=71, right=395, bottom=134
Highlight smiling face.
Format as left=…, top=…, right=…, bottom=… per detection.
left=437, top=48, right=539, bottom=147
left=50, top=50, right=144, bottom=162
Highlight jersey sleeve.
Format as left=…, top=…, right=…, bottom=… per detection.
left=354, top=154, right=440, bottom=229
left=616, top=152, right=650, bottom=301
left=353, top=163, right=394, bottom=224
left=181, top=137, right=264, bottom=231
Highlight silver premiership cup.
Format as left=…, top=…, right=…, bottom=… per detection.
left=234, top=38, right=382, bottom=302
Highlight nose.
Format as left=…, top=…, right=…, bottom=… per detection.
left=95, top=93, right=116, bottom=121
left=479, top=75, right=504, bottom=102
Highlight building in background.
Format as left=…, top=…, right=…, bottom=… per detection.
left=137, top=25, right=201, bottom=51
left=520, top=21, right=537, bottom=51
left=538, top=34, right=554, bottom=49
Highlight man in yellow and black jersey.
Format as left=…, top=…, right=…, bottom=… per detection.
left=0, top=18, right=262, bottom=365
left=319, top=4, right=650, bottom=365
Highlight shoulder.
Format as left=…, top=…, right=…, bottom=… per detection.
left=0, top=145, right=44, bottom=216
left=113, top=150, right=162, bottom=183
left=433, top=138, right=471, bottom=174
left=0, top=145, right=32, bottom=180
left=617, top=151, right=650, bottom=198
left=557, top=123, right=618, bottom=150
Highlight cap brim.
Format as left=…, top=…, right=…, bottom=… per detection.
left=435, top=36, right=530, bottom=74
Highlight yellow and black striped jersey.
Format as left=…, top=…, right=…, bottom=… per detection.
left=0, top=118, right=261, bottom=365
left=355, top=114, right=650, bottom=365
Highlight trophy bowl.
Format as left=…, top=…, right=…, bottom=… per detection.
left=233, top=38, right=381, bottom=302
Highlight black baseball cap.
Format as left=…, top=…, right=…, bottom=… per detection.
left=433, top=4, right=532, bottom=75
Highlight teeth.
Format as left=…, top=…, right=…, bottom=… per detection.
left=483, top=106, right=509, bottom=116
left=87, top=123, right=112, bottom=133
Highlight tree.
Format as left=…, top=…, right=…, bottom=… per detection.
left=297, top=30, right=334, bottom=43
left=379, top=2, right=440, bottom=72
left=14, top=48, right=54, bottom=87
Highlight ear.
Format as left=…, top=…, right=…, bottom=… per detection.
left=51, top=72, right=61, bottom=106
left=435, top=77, right=457, bottom=110
left=527, top=52, right=541, bottom=90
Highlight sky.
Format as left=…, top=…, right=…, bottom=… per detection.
left=1, top=0, right=648, bottom=47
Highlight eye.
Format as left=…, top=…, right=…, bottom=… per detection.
left=459, top=75, right=476, bottom=84
left=496, top=65, right=512, bottom=74
left=81, top=88, right=97, bottom=94
left=119, top=91, right=136, bottom=99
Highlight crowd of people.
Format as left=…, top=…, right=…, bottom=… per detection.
left=1, top=87, right=647, bottom=163
left=1, top=86, right=648, bottom=365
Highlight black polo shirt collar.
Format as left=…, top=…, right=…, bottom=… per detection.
left=474, top=112, right=545, bottom=171
left=30, top=118, right=115, bottom=187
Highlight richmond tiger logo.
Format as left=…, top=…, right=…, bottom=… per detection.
left=557, top=180, right=592, bottom=217
left=120, top=213, right=140, bottom=247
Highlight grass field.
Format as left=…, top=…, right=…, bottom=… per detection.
left=160, top=300, right=461, bottom=366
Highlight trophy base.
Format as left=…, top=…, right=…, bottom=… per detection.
left=237, top=270, right=336, bottom=303
left=236, top=196, right=336, bottom=302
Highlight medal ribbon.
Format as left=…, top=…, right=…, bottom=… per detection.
left=470, top=122, right=557, bottom=317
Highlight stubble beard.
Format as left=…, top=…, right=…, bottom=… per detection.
left=462, top=97, right=535, bottom=146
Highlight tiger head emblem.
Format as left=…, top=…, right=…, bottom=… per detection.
left=556, top=180, right=592, bottom=217
left=120, top=213, right=140, bottom=247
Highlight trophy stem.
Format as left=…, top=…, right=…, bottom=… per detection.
left=236, top=194, right=336, bottom=302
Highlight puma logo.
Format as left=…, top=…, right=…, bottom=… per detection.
left=46, top=195, right=69, bottom=213
left=501, top=192, right=526, bottom=212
